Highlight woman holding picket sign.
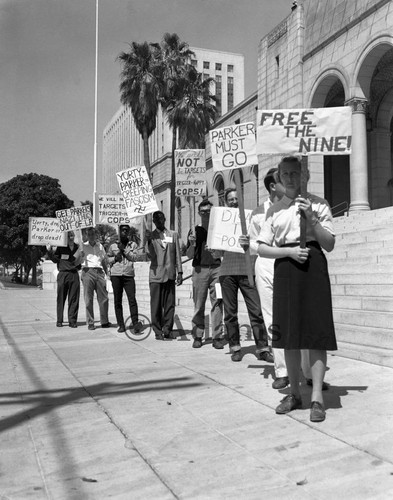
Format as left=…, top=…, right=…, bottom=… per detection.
left=257, top=156, right=337, bottom=422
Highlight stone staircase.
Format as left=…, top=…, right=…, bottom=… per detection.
left=326, top=207, right=393, bottom=368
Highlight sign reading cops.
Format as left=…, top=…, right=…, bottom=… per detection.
left=116, top=165, right=158, bottom=218
left=210, top=122, right=258, bottom=171
left=206, top=206, right=252, bottom=253
left=28, top=217, right=67, bottom=246
left=256, top=106, right=352, bottom=155
left=56, top=205, right=93, bottom=232
left=175, top=149, right=206, bottom=197
left=96, top=194, right=132, bottom=226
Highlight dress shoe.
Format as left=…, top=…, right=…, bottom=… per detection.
left=163, top=330, right=176, bottom=339
left=117, top=326, right=126, bottom=333
left=275, top=394, right=302, bottom=414
left=155, top=333, right=165, bottom=340
left=133, top=321, right=143, bottom=333
left=310, top=401, right=326, bottom=422
left=56, top=322, right=63, bottom=327
left=231, top=350, right=242, bottom=362
left=192, top=338, right=203, bottom=348
left=258, top=350, right=274, bottom=363
left=272, top=376, right=289, bottom=390
left=88, top=325, right=96, bottom=331
left=212, top=338, right=225, bottom=349
left=101, top=322, right=111, bottom=328
left=69, top=323, right=77, bottom=328
left=306, top=378, right=329, bottom=391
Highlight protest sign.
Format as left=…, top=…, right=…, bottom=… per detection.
left=28, top=217, right=67, bottom=246
left=256, top=106, right=352, bottom=156
left=206, top=206, right=252, bottom=254
left=96, top=193, right=133, bottom=226
left=175, top=149, right=206, bottom=196
left=210, top=122, right=258, bottom=171
left=116, top=165, right=158, bottom=218
left=55, top=205, right=93, bottom=232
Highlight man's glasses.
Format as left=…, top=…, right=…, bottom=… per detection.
left=199, top=210, right=211, bottom=215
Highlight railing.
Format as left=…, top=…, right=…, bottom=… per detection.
left=331, top=201, right=349, bottom=218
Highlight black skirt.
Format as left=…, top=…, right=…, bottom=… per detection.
left=271, top=241, right=337, bottom=350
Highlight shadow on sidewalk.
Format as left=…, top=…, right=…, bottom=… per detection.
left=0, top=376, right=204, bottom=434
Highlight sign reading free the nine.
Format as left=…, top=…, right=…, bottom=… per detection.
left=175, top=149, right=206, bottom=197
left=256, top=106, right=352, bottom=155
left=210, top=122, right=258, bottom=171
left=56, top=205, right=93, bottom=231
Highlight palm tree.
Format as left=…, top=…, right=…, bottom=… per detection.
left=166, top=66, right=217, bottom=150
left=117, top=41, right=161, bottom=182
left=156, top=33, right=196, bottom=229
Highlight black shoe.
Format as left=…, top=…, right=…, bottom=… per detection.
left=155, top=333, right=165, bottom=340
left=306, top=378, right=329, bottom=391
left=163, top=330, right=175, bottom=339
left=231, top=350, right=242, bottom=362
left=258, top=350, right=274, bottom=363
left=275, top=394, right=302, bottom=414
left=117, top=326, right=125, bottom=333
left=212, top=338, right=225, bottom=349
left=88, top=324, right=96, bottom=331
left=56, top=322, right=63, bottom=327
left=310, top=401, right=326, bottom=422
left=192, top=338, right=203, bottom=348
left=101, top=322, right=111, bottom=328
left=69, top=323, right=77, bottom=328
left=272, top=376, right=289, bottom=390
left=133, top=321, right=143, bottom=333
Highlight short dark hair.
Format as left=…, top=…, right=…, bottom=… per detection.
left=224, top=187, right=236, bottom=203
left=198, top=199, right=213, bottom=212
left=152, top=211, right=165, bottom=220
left=263, top=168, right=278, bottom=193
left=119, top=224, right=130, bottom=231
left=279, top=156, right=301, bottom=167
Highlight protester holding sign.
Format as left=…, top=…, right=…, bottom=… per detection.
left=213, top=188, right=271, bottom=363
left=145, top=211, right=183, bottom=340
left=47, top=231, right=82, bottom=328
left=186, top=199, right=224, bottom=349
left=80, top=227, right=111, bottom=331
left=107, top=225, right=143, bottom=334
left=257, top=156, right=337, bottom=422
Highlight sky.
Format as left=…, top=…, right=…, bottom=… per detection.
left=0, top=0, right=293, bottom=206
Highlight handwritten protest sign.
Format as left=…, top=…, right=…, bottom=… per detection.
left=206, top=206, right=252, bottom=254
left=256, top=106, right=352, bottom=155
left=210, top=122, right=258, bottom=171
left=116, top=166, right=158, bottom=218
left=175, top=149, right=206, bottom=196
left=96, top=194, right=133, bottom=226
left=28, top=217, right=67, bottom=246
left=55, top=205, right=93, bottom=231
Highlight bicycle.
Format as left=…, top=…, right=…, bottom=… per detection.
left=123, top=313, right=152, bottom=341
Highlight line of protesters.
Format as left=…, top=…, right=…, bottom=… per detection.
left=46, top=155, right=336, bottom=423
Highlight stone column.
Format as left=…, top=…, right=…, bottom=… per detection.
left=347, top=98, right=370, bottom=211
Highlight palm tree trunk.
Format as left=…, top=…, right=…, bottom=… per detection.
left=170, top=127, right=177, bottom=230
left=142, top=128, right=153, bottom=232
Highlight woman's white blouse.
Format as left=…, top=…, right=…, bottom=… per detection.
left=257, top=194, right=335, bottom=247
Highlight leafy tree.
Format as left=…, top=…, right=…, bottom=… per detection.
left=0, top=173, right=73, bottom=285
left=95, top=224, right=118, bottom=251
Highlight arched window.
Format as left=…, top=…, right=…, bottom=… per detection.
left=175, top=197, right=182, bottom=237
left=214, top=175, right=225, bottom=206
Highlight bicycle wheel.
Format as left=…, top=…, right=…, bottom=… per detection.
left=124, top=314, right=152, bottom=341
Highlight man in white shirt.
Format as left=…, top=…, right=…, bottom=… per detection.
left=80, top=227, right=110, bottom=330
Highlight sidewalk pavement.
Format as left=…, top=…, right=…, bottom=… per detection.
left=0, top=284, right=393, bottom=500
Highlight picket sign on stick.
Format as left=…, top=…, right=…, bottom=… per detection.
left=299, top=161, right=308, bottom=249
left=209, top=122, right=258, bottom=286
left=234, top=169, right=254, bottom=287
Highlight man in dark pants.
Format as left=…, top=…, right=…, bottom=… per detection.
left=215, top=188, right=272, bottom=363
left=186, top=199, right=224, bottom=349
left=145, top=211, right=183, bottom=340
left=107, top=225, right=143, bottom=333
left=47, top=231, right=81, bottom=328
